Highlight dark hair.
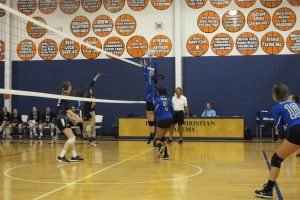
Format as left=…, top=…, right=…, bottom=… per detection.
left=62, top=80, right=71, bottom=95
left=273, top=83, right=289, bottom=102
left=292, top=95, right=300, bottom=103
left=157, top=87, right=167, bottom=96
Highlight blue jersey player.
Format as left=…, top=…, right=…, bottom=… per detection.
left=140, top=59, right=156, bottom=144
left=255, top=83, right=300, bottom=199
left=154, top=87, right=174, bottom=160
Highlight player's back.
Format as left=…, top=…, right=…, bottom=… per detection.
left=155, top=96, right=173, bottom=121
left=272, top=101, right=300, bottom=129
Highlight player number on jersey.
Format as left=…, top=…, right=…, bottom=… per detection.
left=284, top=103, right=300, bottom=119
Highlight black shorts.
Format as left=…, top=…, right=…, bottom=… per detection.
left=287, top=125, right=300, bottom=145
left=173, top=111, right=184, bottom=125
left=146, top=102, right=154, bottom=111
left=279, top=130, right=288, bottom=140
left=56, top=118, right=70, bottom=132
left=82, top=110, right=92, bottom=121
left=157, top=118, right=173, bottom=129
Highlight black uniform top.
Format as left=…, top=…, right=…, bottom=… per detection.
left=11, top=114, right=22, bottom=124
left=2, top=112, right=11, bottom=122
left=41, top=112, right=55, bottom=123
left=28, top=112, right=41, bottom=122
left=56, top=99, right=70, bottom=120
left=81, top=80, right=96, bottom=113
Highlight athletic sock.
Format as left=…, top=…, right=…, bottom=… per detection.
left=164, top=147, right=168, bottom=155
left=266, top=180, right=275, bottom=190
left=71, top=150, right=77, bottom=157
left=60, top=149, right=67, bottom=158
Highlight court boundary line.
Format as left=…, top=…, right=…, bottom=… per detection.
left=262, top=151, right=284, bottom=200
left=32, top=147, right=154, bottom=200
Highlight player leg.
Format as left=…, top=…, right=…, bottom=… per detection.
left=49, top=123, right=55, bottom=138
left=168, top=112, right=177, bottom=143
left=17, top=123, right=23, bottom=139
left=38, top=123, right=44, bottom=139
left=178, top=111, right=185, bottom=144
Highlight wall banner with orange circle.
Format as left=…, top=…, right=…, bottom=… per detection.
left=186, top=34, right=209, bottom=56
left=272, top=7, right=296, bottom=31
left=115, top=14, right=137, bottom=36
left=81, top=37, right=102, bottom=59
left=247, top=8, right=271, bottom=32
left=38, top=39, right=58, bottom=60
left=81, top=0, right=102, bottom=13
left=92, top=15, right=114, bottom=37
left=59, top=0, right=80, bottom=14
left=149, top=35, right=172, bottom=57
left=38, top=0, right=57, bottom=14
left=151, top=0, right=173, bottom=10
left=210, top=0, right=231, bottom=8
left=17, top=39, right=37, bottom=61
left=260, top=0, right=282, bottom=8
left=211, top=33, right=234, bottom=56
left=261, top=31, right=284, bottom=55
left=103, top=37, right=125, bottom=57
left=236, top=32, right=259, bottom=55
left=59, top=39, right=80, bottom=59
left=18, top=0, right=37, bottom=16
left=126, top=35, right=148, bottom=58
left=288, top=0, right=300, bottom=6
left=0, top=40, right=5, bottom=61
left=234, top=0, right=256, bottom=8
left=287, top=30, right=300, bottom=54
left=222, top=10, right=245, bottom=33
left=70, top=16, right=91, bottom=38
left=104, top=0, right=125, bottom=13
left=127, top=0, right=149, bottom=11
left=26, top=17, right=47, bottom=39
left=0, top=0, right=6, bottom=17
left=185, top=0, right=207, bottom=9
left=198, top=10, right=220, bottom=33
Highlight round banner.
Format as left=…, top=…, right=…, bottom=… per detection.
left=261, top=31, right=284, bottom=55
left=149, top=35, right=172, bottom=57
left=186, top=34, right=209, bottom=56
left=288, top=0, right=300, bottom=6
left=247, top=8, right=271, bottom=32
left=115, top=14, right=137, bottom=36
left=234, top=0, right=256, bottom=8
left=81, top=37, right=102, bottom=59
left=210, top=0, right=231, bottom=8
left=81, top=0, right=102, bottom=13
left=38, top=0, right=57, bottom=14
left=287, top=30, right=300, bottom=54
left=272, top=7, right=296, bottom=31
left=59, top=0, right=80, bottom=14
left=0, top=40, right=4, bottom=61
left=151, top=0, right=173, bottom=10
left=38, top=39, right=58, bottom=60
left=127, top=0, right=149, bottom=11
left=18, top=0, right=37, bottom=16
left=185, top=0, right=207, bottom=9
left=236, top=32, right=259, bottom=55
left=103, top=0, right=125, bottom=13
left=126, top=35, right=148, bottom=58
left=222, top=10, right=245, bottom=33
left=17, top=39, right=36, bottom=61
left=92, top=15, right=113, bottom=37
left=211, top=33, right=234, bottom=56
left=103, top=36, right=125, bottom=57
left=198, top=10, right=220, bottom=33
left=260, top=0, right=281, bottom=8
left=26, top=16, right=47, bottom=39
left=59, top=39, right=80, bottom=59
left=0, top=0, right=6, bottom=17
left=70, top=16, right=91, bottom=38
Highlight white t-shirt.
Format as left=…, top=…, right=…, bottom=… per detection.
left=172, top=95, right=188, bottom=111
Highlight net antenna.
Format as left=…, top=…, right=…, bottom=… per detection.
left=0, top=3, right=141, bottom=67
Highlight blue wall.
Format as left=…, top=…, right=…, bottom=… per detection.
left=11, top=58, right=175, bottom=134
left=183, top=55, right=300, bottom=132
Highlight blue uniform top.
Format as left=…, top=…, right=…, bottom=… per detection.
left=154, top=95, right=174, bottom=121
left=142, top=66, right=155, bottom=103
left=272, top=101, right=300, bottom=130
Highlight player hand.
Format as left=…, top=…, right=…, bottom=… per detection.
left=94, top=73, right=102, bottom=81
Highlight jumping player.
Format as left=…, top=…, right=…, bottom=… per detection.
left=154, top=87, right=174, bottom=160
left=255, top=83, right=300, bottom=198
left=56, top=80, right=84, bottom=163
left=140, top=59, right=156, bottom=144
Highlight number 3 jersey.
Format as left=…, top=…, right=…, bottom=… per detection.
left=272, top=101, right=300, bottom=130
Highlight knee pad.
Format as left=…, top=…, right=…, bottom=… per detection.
left=161, top=137, right=166, bottom=142
left=67, top=137, right=76, bottom=144
left=148, top=121, right=155, bottom=127
left=271, top=153, right=284, bottom=168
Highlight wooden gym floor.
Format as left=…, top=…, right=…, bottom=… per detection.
left=0, top=139, right=299, bottom=200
